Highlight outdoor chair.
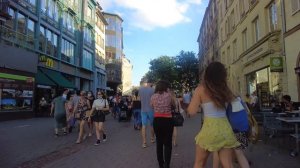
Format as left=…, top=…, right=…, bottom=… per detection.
left=263, top=113, right=294, bottom=145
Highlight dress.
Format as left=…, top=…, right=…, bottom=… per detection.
left=195, top=102, right=240, bottom=151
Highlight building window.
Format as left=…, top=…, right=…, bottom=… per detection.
left=17, top=12, right=26, bottom=34
left=39, top=26, right=46, bottom=52
left=291, top=0, right=300, bottom=14
left=5, top=8, right=15, bottom=29
left=27, top=19, right=35, bottom=48
left=239, top=0, right=245, bottom=18
left=242, top=28, right=248, bottom=51
left=83, top=50, right=93, bottom=70
left=87, top=6, right=92, bottom=21
left=84, top=27, right=92, bottom=44
left=227, top=46, right=231, bottom=64
left=269, top=2, right=278, bottom=32
left=233, top=40, right=237, bottom=61
left=253, top=17, right=260, bottom=43
left=61, top=39, right=75, bottom=63
left=63, top=12, right=75, bottom=33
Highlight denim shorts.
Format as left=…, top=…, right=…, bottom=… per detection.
left=141, top=111, right=154, bottom=126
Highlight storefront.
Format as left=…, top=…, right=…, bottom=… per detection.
left=0, top=68, right=35, bottom=120
left=246, top=66, right=281, bottom=110
left=0, top=44, right=38, bottom=120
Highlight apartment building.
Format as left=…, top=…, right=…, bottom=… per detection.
left=94, top=3, right=107, bottom=92
left=0, top=0, right=97, bottom=120
left=103, top=12, right=123, bottom=94
left=198, top=0, right=290, bottom=110
left=283, top=0, right=300, bottom=101
left=197, top=0, right=219, bottom=76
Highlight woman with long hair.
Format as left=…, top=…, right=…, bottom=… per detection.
left=151, top=80, right=176, bottom=168
left=88, top=91, right=109, bottom=145
left=187, top=62, right=239, bottom=168
left=74, top=90, right=91, bottom=144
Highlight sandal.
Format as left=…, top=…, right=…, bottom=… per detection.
left=142, top=143, right=147, bottom=148
left=76, top=140, right=81, bottom=144
left=151, top=138, right=155, bottom=143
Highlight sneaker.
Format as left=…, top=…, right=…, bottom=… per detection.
left=94, top=140, right=101, bottom=146
left=55, top=133, right=59, bottom=137
left=103, top=133, right=107, bottom=142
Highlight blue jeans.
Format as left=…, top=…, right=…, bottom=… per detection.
left=133, top=109, right=142, bottom=126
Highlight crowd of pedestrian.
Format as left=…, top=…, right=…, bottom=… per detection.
left=47, top=61, right=255, bottom=168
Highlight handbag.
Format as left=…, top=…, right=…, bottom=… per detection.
left=172, top=99, right=184, bottom=127
left=102, top=99, right=110, bottom=115
left=226, top=97, right=250, bottom=132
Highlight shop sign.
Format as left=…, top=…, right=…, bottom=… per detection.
left=270, top=57, right=283, bottom=72
left=39, top=55, right=54, bottom=68
left=0, top=73, right=35, bottom=82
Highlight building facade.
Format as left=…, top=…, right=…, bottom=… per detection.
left=198, top=0, right=290, bottom=110
left=121, top=56, right=133, bottom=94
left=0, top=0, right=99, bottom=120
left=283, top=0, right=300, bottom=101
left=94, top=3, right=107, bottom=92
left=103, top=12, right=123, bottom=93
left=197, top=0, right=219, bottom=76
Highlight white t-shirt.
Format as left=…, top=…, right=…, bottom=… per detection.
left=92, top=98, right=108, bottom=110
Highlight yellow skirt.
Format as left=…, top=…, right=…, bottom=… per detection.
left=195, top=117, right=240, bottom=152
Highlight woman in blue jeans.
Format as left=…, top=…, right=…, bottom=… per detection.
left=151, top=80, right=177, bottom=168
left=132, top=96, right=142, bottom=130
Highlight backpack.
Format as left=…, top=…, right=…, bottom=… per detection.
left=226, top=97, right=249, bottom=133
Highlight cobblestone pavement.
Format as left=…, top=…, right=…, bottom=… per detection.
left=0, top=114, right=300, bottom=168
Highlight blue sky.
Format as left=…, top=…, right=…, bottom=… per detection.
left=100, top=0, right=208, bottom=86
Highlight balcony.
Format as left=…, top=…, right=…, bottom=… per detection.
left=0, top=0, right=11, bottom=20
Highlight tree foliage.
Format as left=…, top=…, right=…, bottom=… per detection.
left=142, top=51, right=199, bottom=92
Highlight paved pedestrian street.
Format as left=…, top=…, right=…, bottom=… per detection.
left=0, top=114, right=300, bottom=168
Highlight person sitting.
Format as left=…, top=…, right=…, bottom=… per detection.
left=281, top=95, right=293, bottom=112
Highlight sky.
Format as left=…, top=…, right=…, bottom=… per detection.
left=99, top=0, right=209, bottom=86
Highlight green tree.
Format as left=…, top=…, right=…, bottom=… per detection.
left=174, top=51, right=199, bottom=91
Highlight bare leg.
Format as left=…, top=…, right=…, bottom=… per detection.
left=142, top=125, right=146, bottom=145
left=55, top=128, right=58, bottom=135
left=173, top=127, right=177, bottom=146
left=98, top=122, right=104, bottom=140
left=234, top=149, right=250, bottom=168
left=88, top=121, right=93, bottom=136
left=76, top=120, right=85, bottom=143
left=94, top=122, right=100, bottom=140
left=213, top=152, right=220, bottom=168
left=218, top=148, right=233, bottom=168
left=151, top=126, right=155, bottom=142
left=193, top=145, right=209, bottom=168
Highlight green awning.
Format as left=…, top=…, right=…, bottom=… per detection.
left=39, top=68, right=75, bottom=89
left=35, top=70, right=56, bottom=86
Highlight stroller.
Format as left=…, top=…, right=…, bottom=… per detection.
left=118, top=100, right=129, bottom=122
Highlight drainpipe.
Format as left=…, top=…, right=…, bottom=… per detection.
left=280, top=0, right=288, bottom=96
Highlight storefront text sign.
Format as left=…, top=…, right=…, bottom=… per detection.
left=39, top=55, right=54, bottom=68
left=270, top=57, right=283, bottom=72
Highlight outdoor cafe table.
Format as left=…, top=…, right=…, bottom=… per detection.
left=276, top=117, right=300, bottom=156
left=285, top=110, right=300, bottom=116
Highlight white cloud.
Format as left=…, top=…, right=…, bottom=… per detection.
left=99, top=0, right=202, bottom=31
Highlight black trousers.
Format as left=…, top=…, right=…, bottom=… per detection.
left=153, top=117, right=174, bottom=168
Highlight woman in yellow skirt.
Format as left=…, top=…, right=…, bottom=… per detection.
left=187, top=62, right=240, bottom=168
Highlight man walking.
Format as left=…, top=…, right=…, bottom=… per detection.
left=139, top=80, right=155, bottom=148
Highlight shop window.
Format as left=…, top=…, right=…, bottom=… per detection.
left=0, top=73, right=34, bottom=112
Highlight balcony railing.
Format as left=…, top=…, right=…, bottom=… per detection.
left=0, top=25, right=36, bottom=50
left=0, top=0, right=11, bottom=20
